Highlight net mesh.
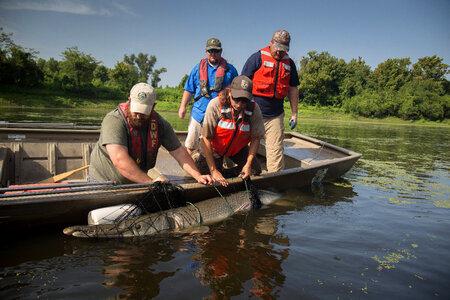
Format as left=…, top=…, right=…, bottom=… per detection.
left=65, top=178, right=261, bottom=238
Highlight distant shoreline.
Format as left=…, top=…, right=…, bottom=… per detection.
left=0, top=87, right=448, bottom=127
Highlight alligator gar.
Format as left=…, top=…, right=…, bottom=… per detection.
left=63, top=189, right=281, bottom=238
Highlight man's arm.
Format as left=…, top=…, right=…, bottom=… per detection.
left=240, top=137, right=260, bottom=179
left=178, top=90, right=193, bottom=119
left=241, top=52, right=261, bottom=79
left=169, top=145, right=213, bottom=185
left=201, top=136, right=227, bottom=186
left=288, top=86, right=299, bottom=129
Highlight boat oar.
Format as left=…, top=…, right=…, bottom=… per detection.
left=38, top=165, right=90, bottom=184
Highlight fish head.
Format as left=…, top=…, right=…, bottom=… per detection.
left=258, top=190, right=282, bottom=206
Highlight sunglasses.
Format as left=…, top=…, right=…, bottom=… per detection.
left=207, top=49, right=221, bottom=53
left=233, top=97, right=249, bottom=103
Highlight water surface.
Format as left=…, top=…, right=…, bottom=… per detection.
left=0, top=108, right=449, bottom=299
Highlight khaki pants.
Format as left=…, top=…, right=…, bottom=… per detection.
left=185, top=116, right=202, bottom=152
left=264, top=113, right=285, bottom=173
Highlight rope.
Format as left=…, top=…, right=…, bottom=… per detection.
left=213, top=184, right=234, bottom=213
left=242, top=177, right=252, bottom=206
left=186, top=201, right=202, bottom=223
left=305, top=142, right=326, bottom=164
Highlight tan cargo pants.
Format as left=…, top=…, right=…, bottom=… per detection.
left=264, top=113, right=285, bottom=173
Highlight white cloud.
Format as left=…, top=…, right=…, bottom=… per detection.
left=111, top=1, right=136, bottom=17
left=0, top=0, right=134, bottom=16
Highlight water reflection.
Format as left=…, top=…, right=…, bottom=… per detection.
left=188, top=216, right=288, bottom=298
left=65, top=237, right=186, bottom=298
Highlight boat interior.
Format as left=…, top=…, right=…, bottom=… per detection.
left=0, top=124, right=350, bottom=188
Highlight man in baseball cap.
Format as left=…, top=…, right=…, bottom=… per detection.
left=195, top=75, right=265, bottom=186
left=89, top=83, right=213, bottom=186
left=178, top=37, right=238, bottom=158
left=241, top=30, right=300, bottom=173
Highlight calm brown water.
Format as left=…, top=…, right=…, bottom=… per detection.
left=1, top=107, right=449, bottom=299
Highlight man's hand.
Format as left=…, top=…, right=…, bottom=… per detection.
left=288, top=114, right=297, bottom=130
left=178, top=106, right=186, bottom=119
left=240, top=165, right=252, bottom=180
left=195, top=174, right=214, bottom=185
left=211, top=170, right=228, bottom=187
left=153, top=174, right=169, bottom=183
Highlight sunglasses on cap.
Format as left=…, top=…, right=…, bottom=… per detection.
left=207, top=49, right=221, bottom=53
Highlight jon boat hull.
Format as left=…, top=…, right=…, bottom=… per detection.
left=0, top=123, right=361, bottom=230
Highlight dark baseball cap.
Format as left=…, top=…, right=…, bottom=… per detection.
left=230, top=76, right=253, bottom=101
left=206, top=38, right=222, bottom=50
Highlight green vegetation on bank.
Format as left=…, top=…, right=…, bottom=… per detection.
left=1, top=27, right=449, bottom=124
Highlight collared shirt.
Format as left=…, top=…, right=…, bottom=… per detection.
left=184, top=61, right=238, bottom=123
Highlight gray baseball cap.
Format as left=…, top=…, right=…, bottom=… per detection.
left=129, top=83, right=156, bottom=115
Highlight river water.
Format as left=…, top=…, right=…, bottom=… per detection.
left=0, top=107, right=449, bottom=299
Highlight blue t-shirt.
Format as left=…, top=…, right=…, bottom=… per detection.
left=184, top=60, right=238, bottom=123
left=241, top=51, right=300, bottom=118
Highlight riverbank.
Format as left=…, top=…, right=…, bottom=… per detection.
left=1, top=86, right=448, bottom=127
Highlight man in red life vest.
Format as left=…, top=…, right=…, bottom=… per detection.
left=196, top=76, right=265, bottom=187
left=89, top=83, right=213, bottom=185
left=241, top=30, right=300, bottom=173
left=178, top=38, right=238, bottom=157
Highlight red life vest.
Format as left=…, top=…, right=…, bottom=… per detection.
left=118, top=101, right=159, bottom=169
left=211, top=100, right=255, bottom=157
left=196, top=58, right=228, bottom=100
left=252, top=46, right=291, bottom=99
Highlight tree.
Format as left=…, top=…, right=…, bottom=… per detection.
left=0, top=28, right=43, bottom=86
left=411, top=55, right=449, bottom=81
left=368, top=58, right=411, bottom=92
left=178, top=74, right=188, bottom=89
left=59, top=46, right=99, bottom=90
left=298, top=51, right=346, bottom=106
left=123, top=52, right=157, bottom=83
left=8, top=46, right=43, bottom=86
left=92, top=65, right=109, bottom=86
left=151, top=67, right=167, bottom=88
left=340, top=57, right=371, bottom=99
left=108, top=61, right=139, bottom=92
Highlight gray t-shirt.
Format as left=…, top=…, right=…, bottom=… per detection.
left=89, top=108, right=181, bottom=184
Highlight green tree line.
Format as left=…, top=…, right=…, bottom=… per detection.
left=298, top=51, right=449, bottom=120
left=0, top=28, right=168, bottom=99
left=1, top=28, right=449, bottom=121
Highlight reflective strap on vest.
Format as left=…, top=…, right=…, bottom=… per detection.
left=218, top=119, right=235, bottom=130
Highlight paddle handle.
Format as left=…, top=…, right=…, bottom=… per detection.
left=38, top=165, right=90, bottom=184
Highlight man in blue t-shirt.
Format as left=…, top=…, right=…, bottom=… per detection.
left=178, top=38, right=238, bottom=155
left=241, top=30, right=300, bottom=173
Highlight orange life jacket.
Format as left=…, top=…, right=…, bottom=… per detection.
left=211, top=100, right=255, bottom=157
left=252, top=46, right=291, bottom=99
left=118, top=101, right=159, bottom=169
left=196, top=57, right=228, bottom=100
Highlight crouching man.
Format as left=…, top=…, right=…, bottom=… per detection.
left=196, top=76, right=265, bottom=186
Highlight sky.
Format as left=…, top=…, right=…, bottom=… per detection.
left=0, top=0, right=449, bottom=87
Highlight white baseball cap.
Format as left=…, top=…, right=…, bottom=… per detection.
left=129, top=83, right=156, bottom=115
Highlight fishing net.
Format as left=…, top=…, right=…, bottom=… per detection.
left=134, top=181, right=186, bottom=213
left=64, top=178, right=263, bottom=238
